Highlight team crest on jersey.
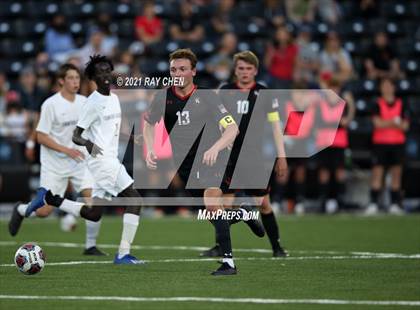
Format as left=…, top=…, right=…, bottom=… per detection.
left=195, top=98, right=200, bottom=104
left=272, top=98, right=279, bottom=108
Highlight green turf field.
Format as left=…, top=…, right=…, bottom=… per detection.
left=1, top=214, right=419, bottom=309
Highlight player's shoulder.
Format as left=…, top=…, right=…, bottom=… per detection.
left=75, top=94, right=87, bottom=102
left=255, top=82, right=267, bottom=90
left=41, top=92, right=61, bottom=108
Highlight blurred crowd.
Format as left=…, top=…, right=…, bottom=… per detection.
left=0, top=0, right=419, bottom=214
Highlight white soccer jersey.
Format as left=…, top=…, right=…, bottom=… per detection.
left=77, top=90, right=121, bottom=159
left=76, top=90, right=132, bottom=199
left=36, top=92, right=88, bottom=174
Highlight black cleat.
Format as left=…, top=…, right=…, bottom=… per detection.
left=83, top=246, right=108, bottom=256
left=211, top=262, right=237, bottom=276
left=240, top=205, right=265, bottom=238
left=273, top=247, right=289, bottom=257
left=200, top=244, right=223, bottom=257
left=8, top=202, right=24, bottom=237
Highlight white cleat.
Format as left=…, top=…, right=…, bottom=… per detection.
left=326, top=199, right=339, bottom=214
left=295, top=202, right=305, bottom=215
left=364, top=203, right=379, bottom=216
left=388, top=204, right=404, bottom=215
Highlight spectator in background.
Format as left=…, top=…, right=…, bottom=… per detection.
left=364, top=31, right=405, bottom=80
left=316, top=0, right=341, bottom=25
left=316, top=78, right=355, bottom=214
left=255, top=0, right=287, bottom=29
left=365, top=78, right=409, bottom=215
left=45, top=14, right=76, bottom=63
left=94, top=13, right=119, bottom=57
left=206, top=32, right=237, bottom=83
left=135, top=1, right=163, bottom=46
left=210, top=0, right=235, bottom=36
left=357, top=0, right=379, bottom=19
left=294, top=25, right=320, bottom=86
left=284, top=0, right=316, bottom=25
left=0, top=72, right=11, bottom=116
left=13, top=67, right=47, bottom=162
left=264, top=25, right=298, bottom=88
left=76, top=30, right=113, bottom=66
left=319, top=31, right=353, bottom=84
left=170, top=0, right=204, bottom=42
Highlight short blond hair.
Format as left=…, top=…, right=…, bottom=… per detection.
left=233, top=51, right=259, bottom=69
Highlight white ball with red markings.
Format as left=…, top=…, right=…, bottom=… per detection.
left=14, top=243, right=46, bottom=275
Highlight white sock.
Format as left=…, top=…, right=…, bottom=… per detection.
left=118, top=213, right=139, bottom=258
left=85, top=220, right=101, bottom=249
left=222, top=256, right=235, bottom=268
left=17, top=204, right=36, bottom=217
left=58, top=199, right=83, bottom=217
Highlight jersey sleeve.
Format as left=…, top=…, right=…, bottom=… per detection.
left=77, top=102, right=98, bottom=129
left=36, top=101, right=54, bottom=134
left=262, top=89, right=280, bottom=123
left=208, top=90, right=236, bottom=129
left=144, top=90, right=166, bottom=125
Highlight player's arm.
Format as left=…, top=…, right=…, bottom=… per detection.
left=37, top=131, right=84, bottom=162
left=72, top=126, right=102, bottom=157
left=143, top=121, right=157, bottom=169
left=203, top=115, right=238, bottom=166
left=270, top=117, right=288, bottom=177
left=340, top=91, right=355, bottom=127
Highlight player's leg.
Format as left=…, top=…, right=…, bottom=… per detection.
left=113, top=186, right=144, bottom=264
left=8, top=169, right=66, bottom=236
left=366, top=164, right=384, bottom=215
left=257, top=194, right=289, bottom=257
left=204, top=187, right=236, bottom=275
left=389, top=164, right=404, bottom=214
left=294, top=163, right=306, bottom=214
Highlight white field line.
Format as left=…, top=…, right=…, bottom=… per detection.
left=2, top=254, right=420, bottom=268
left=0, top=295, right=419, bottom=306
left=0, top=241, right=418, bottom=257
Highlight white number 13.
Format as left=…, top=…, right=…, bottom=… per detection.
left=176, top=111, right=190, bottom=125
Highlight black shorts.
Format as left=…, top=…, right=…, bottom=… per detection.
left=316, top=148, right=346, bottom=169
left=372, top=144, right=405, bottom=167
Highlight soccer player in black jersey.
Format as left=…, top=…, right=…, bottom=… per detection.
left=143, top=49, right=243, bottom=275
left=200, top=51, right=289, bottom=257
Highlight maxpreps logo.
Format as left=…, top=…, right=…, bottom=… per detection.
left=197, top=209, right=260, bottom=221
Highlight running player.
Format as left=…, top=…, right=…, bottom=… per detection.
left=143, top=48, right=249, bottom=275
left=8, top=63, right=105, bottom=256
left=200, top=51, right=289, bottom=258
left=25, top=55, right=145, bottom=264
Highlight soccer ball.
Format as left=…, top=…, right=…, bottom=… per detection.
left=14, top=243, right=46, bottom=275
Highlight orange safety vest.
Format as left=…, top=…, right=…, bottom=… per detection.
left=372, top=97, right=406, bottom=145
left=284, top=101, right=315, bottom=139
left=316, top=100, right=348, bottom=148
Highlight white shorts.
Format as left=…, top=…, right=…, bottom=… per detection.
left=88, top=158, right=133, bottom=200
left=40, top=165, right=94, bottom=197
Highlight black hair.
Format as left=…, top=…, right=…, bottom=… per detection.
left=84, top=54, right=114, bottom=80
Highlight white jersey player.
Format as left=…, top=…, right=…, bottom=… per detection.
left=25, top=55, right=145, bottom=265
left=8, top=63, right=105, bottom=256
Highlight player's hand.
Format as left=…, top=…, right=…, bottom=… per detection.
left=86, top=141, right=103, bottom=157
left=133, top=134, right=143, bottom=146
left=66, top=148, right=85, bottom=162
left=275, top=158, right=288, bottom=178
left=203, top=147, right=219, bottom=166
left=146, top=150, right=157, bottom=169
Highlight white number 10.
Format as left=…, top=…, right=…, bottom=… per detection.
left=237, top=100, right=249, bottom=114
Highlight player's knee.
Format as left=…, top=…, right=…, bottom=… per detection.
left=258, top=203, right=272, bottom=214
left=125, top=206, right=141, bottom=215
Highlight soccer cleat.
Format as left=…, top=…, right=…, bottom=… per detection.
left=199, top=244, right=223, bottom=257
left=240, top=205, right=265, bottom=238
left=273, top=246, right=289, bottom=258
left=83, top=246, right=108, bottom=256
left=25, top=188, right=48, bottom=217
left=364, top=203, right=379, bottom=216
left=8, top=202, right=24, bottom=236
left=388, top=204, right=404, bottom=215
left=113, top=254, right=146, bottom=265
left=211, top=262, right=237, bottom=276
